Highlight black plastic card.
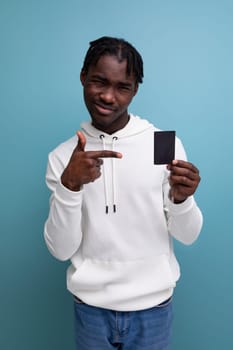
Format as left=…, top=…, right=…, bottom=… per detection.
left=154, top=131, right=176, bottom=164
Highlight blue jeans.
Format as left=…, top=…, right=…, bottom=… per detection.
left=73, top=297, right=173, bottom=350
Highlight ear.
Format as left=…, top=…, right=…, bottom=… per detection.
left=133, top=83, right=139, bottom=96
left=80, top=70, right=86, bottom=86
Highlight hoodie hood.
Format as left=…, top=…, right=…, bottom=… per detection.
left=80, top=114, right=153, bottom=139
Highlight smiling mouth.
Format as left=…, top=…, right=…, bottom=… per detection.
left=94, top=103, right=115, bottom=115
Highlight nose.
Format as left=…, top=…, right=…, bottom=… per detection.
left=99, top=87, right=116, bottom=104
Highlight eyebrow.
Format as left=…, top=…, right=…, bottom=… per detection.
left=118, top=82, right=133, bottom=88
left=91, top=74, right=134, bottom=86
left=91, top=74, right=107, bottom=81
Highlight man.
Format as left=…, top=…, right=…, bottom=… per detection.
left=44, top=36, right=203, bottom=350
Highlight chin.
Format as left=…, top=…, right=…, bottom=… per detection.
left=92, top=114, right=115, bottom=127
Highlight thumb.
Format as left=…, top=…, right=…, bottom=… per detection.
left=76, top=131, right=86, bottom=152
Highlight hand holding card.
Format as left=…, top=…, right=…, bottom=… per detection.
left=154, top=131, right=176, bottom=164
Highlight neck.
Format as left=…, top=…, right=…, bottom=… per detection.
left=92, top=114, right=130, bottom=135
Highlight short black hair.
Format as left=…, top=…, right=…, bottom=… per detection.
left=81, top=36, right=144, bottom=84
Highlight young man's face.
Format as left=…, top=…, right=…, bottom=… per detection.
left=80, top=55, right=138, bottom=134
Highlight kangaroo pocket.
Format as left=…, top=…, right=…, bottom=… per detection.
left=67, top=254, right=179, bottom=310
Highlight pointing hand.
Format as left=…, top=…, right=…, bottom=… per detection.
left=61, top=131, right=122, bottom=191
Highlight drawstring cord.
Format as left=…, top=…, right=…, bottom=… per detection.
left=99, top=135, right=109, bottom=214
left=112, top=136, right=118, bottom=213
left=99, top=134, right=118, bottom=214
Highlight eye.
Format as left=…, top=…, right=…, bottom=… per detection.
left=91, top=78, right=106, bottom=86
left=118, top=84, right=131, bottom=92
left=92, top=79, right=104, bottom=85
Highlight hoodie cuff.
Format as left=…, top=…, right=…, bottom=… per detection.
left=54, top=180, right=83, bottom=206
left=167, top=196, right=195, bottom=215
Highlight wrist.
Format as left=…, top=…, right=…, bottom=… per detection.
left=172, top=197, right=187, bottom=204
left=61, top=174, right=81, bottom=192
left=169, top=190, right=187, bottom=204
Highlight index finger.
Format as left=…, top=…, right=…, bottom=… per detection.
left=86, top=150, right=123, bottom=159
left=171, top=160, right=199, bottom=173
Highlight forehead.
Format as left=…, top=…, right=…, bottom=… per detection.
left=88, top=55, right=135, bottom=82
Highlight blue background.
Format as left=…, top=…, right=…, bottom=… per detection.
left=1, top=0, right=232, bottom=349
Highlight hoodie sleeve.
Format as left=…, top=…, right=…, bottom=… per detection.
left=164, top=194, right=203, bottom=244
left=163, top=138, right=203, bottom=245
left=44, top=150, right=83, bottom=261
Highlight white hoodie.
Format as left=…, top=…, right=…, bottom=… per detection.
left=44, top=114, right=203, bottom=311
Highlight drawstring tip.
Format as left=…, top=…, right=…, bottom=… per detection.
left=105, top=205, right=117, bottom=213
